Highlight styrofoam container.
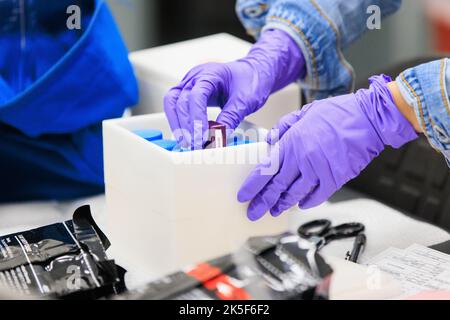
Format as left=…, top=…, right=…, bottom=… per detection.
left=103, top=108, right=289, bottom=279
left=129, top=33, right=301, bottom=129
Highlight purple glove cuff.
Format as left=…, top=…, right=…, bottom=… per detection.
left=356, top=75, right=418, bottom=149
left=245, top=29, right=306, bottom=93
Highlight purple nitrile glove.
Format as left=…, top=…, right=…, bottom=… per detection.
left=163, top=29, right=305, bottom=149
left=237, top=75, right=419, bottom=221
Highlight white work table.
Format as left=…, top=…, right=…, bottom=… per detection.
left=288, top=190, right=450, bottom=263
left=0, top=189, right=449, bottom=294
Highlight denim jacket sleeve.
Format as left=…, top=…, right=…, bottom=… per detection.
left=396, top=59, right=450, bottom=167
left=236, top=0, right=402, bottom=102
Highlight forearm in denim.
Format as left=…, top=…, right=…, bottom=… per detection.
left=396, top=59, right=450, bottom=166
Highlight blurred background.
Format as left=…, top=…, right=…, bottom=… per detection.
left=107, top=0, right=450, bottom=84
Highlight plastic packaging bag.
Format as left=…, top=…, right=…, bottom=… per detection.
left=0, top=205, right=125, bottom=299
left=119, top=233, right=333, bottom=300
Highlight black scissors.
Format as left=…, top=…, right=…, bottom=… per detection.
left=297, top=219, right=365, bottom=252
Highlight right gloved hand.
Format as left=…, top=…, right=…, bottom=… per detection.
left=164, top=29, right=305, bottom=149
left=237, top=75, right=419, bottom=221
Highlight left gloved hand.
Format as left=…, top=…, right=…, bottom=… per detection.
left=163, top=29, right=304, bottom=149
left=237, top=75, right=419, bottom=221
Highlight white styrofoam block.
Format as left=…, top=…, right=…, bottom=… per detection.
left=103, top=108, right=289, bottom=279
left=129, top=33, right=301, bottom=129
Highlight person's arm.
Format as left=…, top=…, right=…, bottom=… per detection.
left=238, top=59, right=450, bottom=221
left=394, top=58, right=450, bottom=166
left=164, top=29, right=305, bottom=149
left=388, top=81, right=422, bottom=133
left=164, top=0, right=403, bottom=148
left=236, top=0, right=402, bottom=101
left=238, top=74, right=419, bottom=221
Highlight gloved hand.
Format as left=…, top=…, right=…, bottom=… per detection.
left=237, top=75, right=419, bottom=221
left=164, top=29, right=305, bottom=149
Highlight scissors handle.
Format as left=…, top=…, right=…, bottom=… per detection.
left=326, top=222, right=365, bottom=241
left=297, top=219, right=332, bottom=238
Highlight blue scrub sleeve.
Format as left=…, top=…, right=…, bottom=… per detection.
left=0, top=0, right=138, bottom=137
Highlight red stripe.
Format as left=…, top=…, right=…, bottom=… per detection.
left=187, top=263, right=251, bottom=300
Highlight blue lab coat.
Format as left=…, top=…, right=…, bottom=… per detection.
left=0, top=0, right=138, bottom=202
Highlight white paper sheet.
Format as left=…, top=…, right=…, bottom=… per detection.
left=366, top=244, right=450, bottom=298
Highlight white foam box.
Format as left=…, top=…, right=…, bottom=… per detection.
left=103, top=108, right=289, bottom=279
left=129, top=33, right=301, bottom=129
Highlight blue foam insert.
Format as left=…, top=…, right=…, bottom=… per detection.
left=133, top=129, right=163, bottom=141
left=231, top=139, right=254, bottom=146
left=152, top=139, right=178, bottom=151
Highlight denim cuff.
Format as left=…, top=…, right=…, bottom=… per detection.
left=261, top=1, right=354, bottom=102
left=396, top=59, right=450, bottom=167
left=235, top=0, right=276, bottom=38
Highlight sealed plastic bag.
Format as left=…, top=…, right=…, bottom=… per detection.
left=0, top=205, right=124, bottom=299
left=119, top=233, right=333, bottom=300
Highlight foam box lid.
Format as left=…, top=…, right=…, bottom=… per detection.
left=129, top=33, right=251, bottom=86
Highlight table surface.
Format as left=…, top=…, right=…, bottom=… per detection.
left=0, top=188, right=449, bottom=290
